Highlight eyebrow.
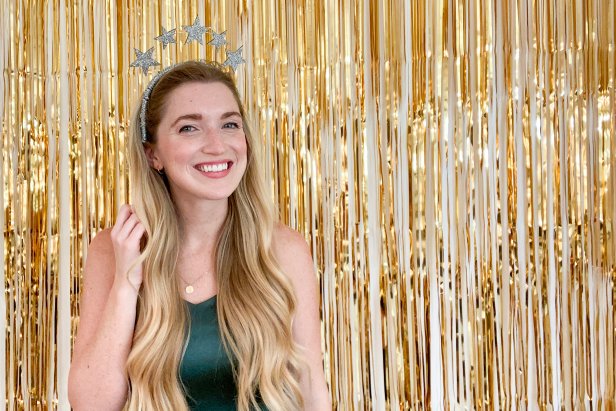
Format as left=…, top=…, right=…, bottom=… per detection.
left=170, top=113, right=202, bottom=128
left=169, top=111, right=242, bottom=128
left=221, top=111, right=242, bottom=120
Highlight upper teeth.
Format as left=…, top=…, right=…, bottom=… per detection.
left=198, top=163, right=229, bottom=172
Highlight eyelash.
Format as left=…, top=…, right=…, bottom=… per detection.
left=178, top=122, right=241, bottom=133
left=179, top=125, right=197, bottom=133
left=223, top=122, right=240, bottom=129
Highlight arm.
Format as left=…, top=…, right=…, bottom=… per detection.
left=273, top=225, right=332, bottom=411
left=68, top=205, right=146, bottom=411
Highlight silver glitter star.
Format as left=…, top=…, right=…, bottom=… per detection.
left=183, top=16, right=207, bottom=45
left=155, top=26, right=176, bottom=49
left=208, top=30, right=227, bottom=48
left=223, top=46, right=245, bottom=71
left=130, top=47, right=160, bottom=75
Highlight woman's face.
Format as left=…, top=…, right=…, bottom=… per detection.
left=146, top=81, right=248, bottom=204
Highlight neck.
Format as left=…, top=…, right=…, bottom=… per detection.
left=173, top=196, right=229, bottom=251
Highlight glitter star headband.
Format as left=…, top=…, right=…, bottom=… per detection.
left=131, top=16, right=246, bottom=142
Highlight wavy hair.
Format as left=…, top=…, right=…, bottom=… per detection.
left=124, top=61, right=304, bottom=410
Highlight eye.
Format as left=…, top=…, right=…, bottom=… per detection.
left=179, top=125, right=197, bottom=133
left=222, top=121, right=241, bottom=129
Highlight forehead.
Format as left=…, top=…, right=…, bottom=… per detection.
left=161, top=81, right=240, bottom=120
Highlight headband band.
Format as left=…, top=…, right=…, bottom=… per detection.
left=139, top=64, right=177, bottom=143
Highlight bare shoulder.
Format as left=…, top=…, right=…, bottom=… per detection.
left=272, top=222, right=310, bottom=248
left=88, top=227, right=114, bottom=252
left=85, top=228, right=116, bottom=275
left=82, top=227, right=117, bottom=296
left=271, top=223, right=319, bottom=304
left=271, top=223, right=314, bottom=275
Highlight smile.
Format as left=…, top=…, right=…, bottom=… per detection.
left=195, top=162, right=231, bottom=173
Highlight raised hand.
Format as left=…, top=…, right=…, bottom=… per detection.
left=110, top=204, right=147, bottom=290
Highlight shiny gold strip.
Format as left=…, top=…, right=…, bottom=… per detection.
left=56, top=0, right=71, bottom=408
left=0, top=0, right=6, bottom=401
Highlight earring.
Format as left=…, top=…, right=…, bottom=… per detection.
left=156, top=167, right=164, bottom=175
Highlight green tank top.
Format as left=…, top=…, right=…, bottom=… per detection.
left=180, top=295, right=267, bottom=410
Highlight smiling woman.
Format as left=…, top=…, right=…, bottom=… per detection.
left=67, top=61, right=331, bottom=411
left=145, top=81, right=248, bottom=203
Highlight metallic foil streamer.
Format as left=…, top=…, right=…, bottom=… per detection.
left=2, top=0, right=615, bottom=409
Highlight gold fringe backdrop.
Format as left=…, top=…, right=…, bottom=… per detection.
left=2, top=0, right=615, bottom=409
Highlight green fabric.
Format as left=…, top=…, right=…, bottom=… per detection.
left=180, top=295, right=267, bottom=411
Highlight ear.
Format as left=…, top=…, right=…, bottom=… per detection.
left=144, top=144, right=163, bottom=170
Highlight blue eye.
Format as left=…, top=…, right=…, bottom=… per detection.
left=223, top=122, right=241, bottom=129
left=179, top=125, right=197, bottom=133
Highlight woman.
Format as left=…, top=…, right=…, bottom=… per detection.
left=68, top=61, right=331, bottom=410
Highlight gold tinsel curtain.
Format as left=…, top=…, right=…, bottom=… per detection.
left=2, top=0, right=615, bottom=409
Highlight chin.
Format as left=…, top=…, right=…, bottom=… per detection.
left=204, top=193, right=235, bottom=201
left=202, top=187, right=241, bottom=201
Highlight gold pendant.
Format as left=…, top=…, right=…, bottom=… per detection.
left=185, top=285, right=194, bottom=294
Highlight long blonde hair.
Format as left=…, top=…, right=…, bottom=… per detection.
left=125, top=61, right=304, bottom=410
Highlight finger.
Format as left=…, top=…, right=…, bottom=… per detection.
left=127, top=222, right=146, bottom=245
left=111, top=204, right=133, bottom=235
left=117, top=213, right=141, bottom=241
left=118, top=204, right=133, bottom=221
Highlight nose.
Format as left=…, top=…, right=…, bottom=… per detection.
left=201, top=126, right=225, bottom=154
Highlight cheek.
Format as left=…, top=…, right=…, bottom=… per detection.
left=236, top=138, right=249, bottom=176
left=236, top=135, right=248, bottom=158
left=161, top=140, right=192, bottom=161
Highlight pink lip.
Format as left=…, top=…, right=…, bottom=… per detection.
left=194, top=161, right=233, bottom=179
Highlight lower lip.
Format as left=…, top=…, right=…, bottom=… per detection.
left=195, top=163, right=233, bottom=178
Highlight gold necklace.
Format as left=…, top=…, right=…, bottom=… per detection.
left=180, top=271, right=209, bottom=294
